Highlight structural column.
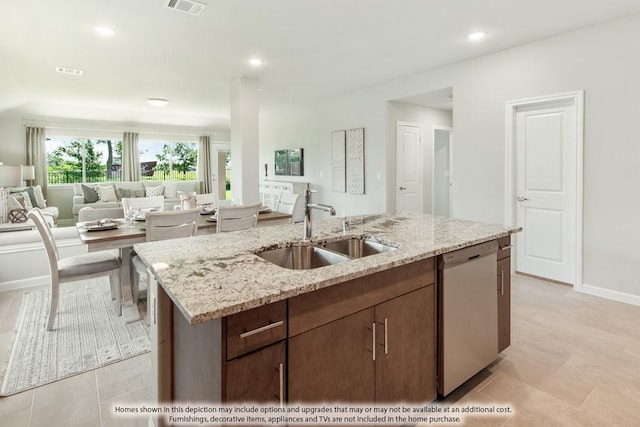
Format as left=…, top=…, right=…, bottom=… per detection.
left=230, top=77, right=260, bottom=204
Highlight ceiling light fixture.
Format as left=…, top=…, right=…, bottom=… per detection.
left=467, top=31, right=486, bottom=41
left=148, top=98, right=169, bottom=107
left=249, top=58, right=263, bottom=67
left=95, top=26, right=115, bottom=37
left=56, top=66, right=83, bottom=76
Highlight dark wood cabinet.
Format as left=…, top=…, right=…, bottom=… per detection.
left=289, top=308, right=375, bottom=402
left=375, top=286, right=436, bottom=403
left=222, top=301, right=287, bottom=403
left=224, top=341, right=286, bottom=404
left=497, top=236, right=511, bottom=353
left=288, top=259, right=436, bottom=405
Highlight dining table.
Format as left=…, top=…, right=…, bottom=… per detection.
left=76, top=210, right=292, bottom=322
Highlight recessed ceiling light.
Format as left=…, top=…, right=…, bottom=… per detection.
left=148, top=98, right=169, bottom=107
left=467, top=31, right=486, bottom=41
left=249, top=58, right=263, bottom=67
left=95, top=26, right=115, bottom=37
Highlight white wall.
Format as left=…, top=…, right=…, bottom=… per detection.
left=259, top=14, right=640, bottom=298
left=0, top=119, right=26, bottom=164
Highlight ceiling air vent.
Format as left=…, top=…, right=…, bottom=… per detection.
left=56, top=67, right=83, bottom=76
left=165, top=0, right=206, bottom=16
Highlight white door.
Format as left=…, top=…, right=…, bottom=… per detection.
left=433, top=128, right=452, bottom=217
left=514, top=99, right=578, bottom=284
left=396, top=122, right=423, bottom=212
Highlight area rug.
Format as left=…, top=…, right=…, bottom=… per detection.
left=0, top=277, right=150, bottom=396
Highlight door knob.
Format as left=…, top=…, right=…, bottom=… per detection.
left=399, top=186, right=407, bottom=190
left=516, top=196, right=529, bottom=202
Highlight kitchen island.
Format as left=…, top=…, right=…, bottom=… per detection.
left=133, top=213, right=520, bottom=422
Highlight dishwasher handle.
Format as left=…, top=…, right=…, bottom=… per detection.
left=440, top=241, right=498, bottom=267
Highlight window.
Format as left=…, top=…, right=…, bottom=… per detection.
left=139, top=140, right=198, bottom=181
left=46, top=137, right=122, bottom=184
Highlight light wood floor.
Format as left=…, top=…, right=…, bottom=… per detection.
left=1, top=274, right=640, bottom=426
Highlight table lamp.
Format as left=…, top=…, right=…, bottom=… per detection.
left=22, top=165, right=35, bottom=186
left=0, top=165, right=23, bottom=223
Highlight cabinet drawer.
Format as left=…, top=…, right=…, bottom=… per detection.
left=225, top=300, right=287, bottom=360
left=289, top=258, right=435, bottom=337
left=497, top=236, right=511, bottom=260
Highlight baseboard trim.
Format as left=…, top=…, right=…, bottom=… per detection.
left=580, top=283, right=640, bottom=307
left=0, top=276, right=49, bottom=293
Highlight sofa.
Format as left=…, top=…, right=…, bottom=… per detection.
left=72, top=180, right=201, bottom=221
left=4, top=185, right=59, bottom=226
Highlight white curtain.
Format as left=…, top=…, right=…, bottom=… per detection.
left=122, top=132, right=140, bottom=181
left=25, top=126, right=47, bottom=195
left=197, top=135, right=212, bottom=193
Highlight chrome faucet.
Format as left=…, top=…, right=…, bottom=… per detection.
left=303, top=189, right=336, bottom=240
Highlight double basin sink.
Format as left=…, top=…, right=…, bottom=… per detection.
left=256, top=236, right=398, bottom=270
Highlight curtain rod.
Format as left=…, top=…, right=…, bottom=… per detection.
left=22, top=121, right=219, bottom=138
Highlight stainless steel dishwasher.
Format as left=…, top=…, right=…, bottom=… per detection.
left=438, top=240, right=498, bottom=396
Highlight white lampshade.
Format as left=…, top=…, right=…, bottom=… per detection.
left=22, top=165, right=35, bottom=181
left=0, top=165, right=23, bottom=187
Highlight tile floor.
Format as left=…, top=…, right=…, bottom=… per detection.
left=1, top=274, right=640, bottom=426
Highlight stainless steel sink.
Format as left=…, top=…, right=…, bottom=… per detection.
left=256, top=245, right=350, bottom=270
left=318, top=237, right=398, bottom=258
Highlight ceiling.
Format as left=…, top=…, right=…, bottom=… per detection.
left=1, top=0, right=639, bottom=129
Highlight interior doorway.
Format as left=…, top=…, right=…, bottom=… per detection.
left=388, top=87, right=453, bottom=214
left=433, top=127, right=453, bottom=217
left=395, top=122, right=423, bottom=213
left=506, top=91, right=584, bottom=288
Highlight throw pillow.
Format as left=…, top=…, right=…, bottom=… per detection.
left=146, top=185, right=165, bottom=197
left=163, top=181, right=179, bottom=199
left=82, top=184, right=99, bottom=203
left=33, top=185, right=47, bottom=208
left=18, top=191, right=33, bottom=210
left=7, top=195, right=23, bottom=209
left=97, top=185, right=118, bottom=202
left=119, top=188, right=146, bottom=198
left=24, top=186, right=43, bottom=209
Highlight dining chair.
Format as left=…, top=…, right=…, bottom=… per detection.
left=77, top=206, right=124, bottom=223
left=276, top=193, right=299, bottom=223
left=121, top=196, right=165, bottom=213
left=29, top=208, right=122, bottom=331
left=131, top=209, right=199, bottom=305
left=196, top=193, right=216, bottom=206
left=216, top=202, right=261, bottom=233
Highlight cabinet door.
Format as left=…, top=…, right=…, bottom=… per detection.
left=224, top=341, right=286, bottom=404
left=497, top=257, right=511, bottom=353
left=375, top=286, right=436, bottom=403
left=289, top=308, right=375, bottom=402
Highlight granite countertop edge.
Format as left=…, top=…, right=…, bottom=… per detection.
left=133, top=213, right=521, bottom=325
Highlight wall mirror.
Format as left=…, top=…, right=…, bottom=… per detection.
left=275, top=148, right=304, bottom=176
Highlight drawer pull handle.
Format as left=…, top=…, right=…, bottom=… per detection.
left=278, top=363, right=284, bottom=408
left=384, top=318, right=388, bottom=355
left=500, top=270, right=505, bottom=296
left=372, top=322, right=376, bottom=361
left=240, top=320, right=284, bottom=339
left=500, top=245, right=513, bottom=251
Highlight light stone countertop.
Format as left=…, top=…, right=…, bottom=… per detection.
left=133, top=213, right=521, bottom=324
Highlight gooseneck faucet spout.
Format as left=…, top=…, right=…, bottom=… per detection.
left=303, top=189, right=336, bottom=240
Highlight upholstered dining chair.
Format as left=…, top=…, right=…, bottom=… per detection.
left=131, top=209, right=199, bottom=305
left=196, top=193, right=216, bottom=206
left=216, top=202, right=261, bottom=233
left=77, top=206, right=124, bottom=223
left=29, top=208, right=122, bottom=331
left=121, top=196, right=164, bottom=214
left=276, top=193, right=299, bottom=223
